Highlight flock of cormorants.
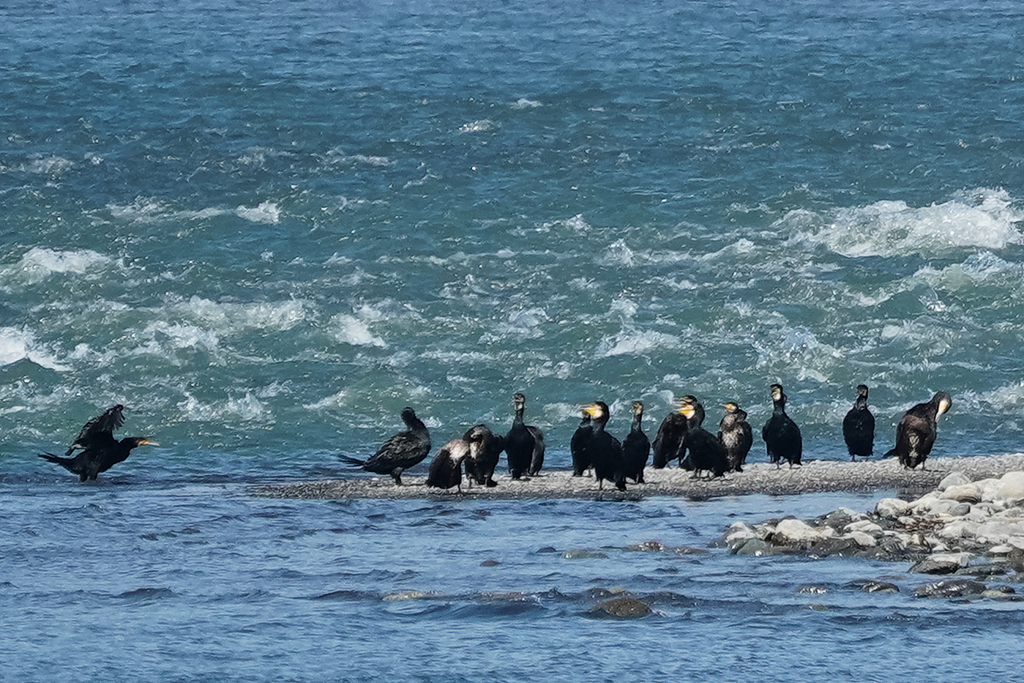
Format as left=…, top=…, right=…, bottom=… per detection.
left=332, top=383, right=953, bottom=493
left=37, top=384, right=953, bottom=488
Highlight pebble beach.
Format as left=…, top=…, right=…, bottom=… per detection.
left=252, top=453, right=1024, bottom=500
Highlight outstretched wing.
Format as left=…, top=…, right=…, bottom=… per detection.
left=65, top=405, right=126, bottom=455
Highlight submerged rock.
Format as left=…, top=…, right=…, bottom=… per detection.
left=915, top=579, right=988, bottom=599
left=589, top=596, right=653, bottom=619
left=846, top=579, right=900, bottom=593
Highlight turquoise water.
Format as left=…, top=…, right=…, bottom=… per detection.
left=4, top=0, right=1024, bottom=678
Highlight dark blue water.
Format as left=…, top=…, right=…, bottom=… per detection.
left=4, top=0, right=1024, bottom=678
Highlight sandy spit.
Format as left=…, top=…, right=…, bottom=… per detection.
left=250, top=453, right=1024, bottom=501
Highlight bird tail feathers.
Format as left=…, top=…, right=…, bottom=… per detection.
left=338, top=454, right=366, bottom=467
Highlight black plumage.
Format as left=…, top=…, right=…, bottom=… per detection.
left=570, top=411, right=593, bottom=476
left=762, top=384, right=802, bottom=468
left=622, top=401, right=650, bottom=483
left=680, top=399, right=728, bottom=478
left=886, top=391, right=952, bottom=470
left=843, top=384, right=875, bottom=460
left=527, top=424, right=546, bottom=476
left=462, top=424, right=503, bottom=488
left=582, top=401, right=626, bottom=491
left=718, top=402, right=752, bottom=472
left=39, top=404, right=158, bottom=482
left=426, top=438, right=470, bottom=492
left=504, top=392, right=536, bottom=479
left=652, top=395, right=704, bottom=469
left=339, top=406, right=431, bottom=485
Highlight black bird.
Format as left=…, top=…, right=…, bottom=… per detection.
left=762, top=384, right=802, bottom=468
left=718, top=402, right=752, bottom=472
left=652, top=395, right=704, bottom=468
left=339, top=406, right=431, bottom=485
left=622, top=401, right=650, bottom=483
left=582, top=401, right=626, bottom=491
left=527, top=422, right=546, bottom=477
left=462, top=424, right=503, bottom=488
left=39, top=404, right=158, bottom=482
left=885, top=391, right=952, bottom=470
left=680, top=400, right=728, bottom=479
left=843, top=384, right=875, bottom=460
left=504, top=392, right=537, bottom=479
left=426, top=438, right=470, bottom=492
left=570, top=410, right=593, bottom=476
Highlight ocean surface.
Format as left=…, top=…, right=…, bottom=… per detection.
left=3, top=0, right=1024, bottom=679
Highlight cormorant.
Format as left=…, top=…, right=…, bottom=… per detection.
left=843, top=384, right=875, bottom=460
left=885, top=391, right=952, bottom=470
left=339, top=406, right=431, bottom=485
left=680, top=399, right=728, bottom=479
left=622, top=401, right=650, bottom=483
left=570, top=410, right=593, bottom=476
left=462, top=424, right=503, bottom=488
left=762, top=384, right=802, bottom=468
left=426, top=438, right=470, bottom=492
left=505, top=392, right=537, bottom=479
left=652, top=395, right=704, bottom=468
left=582, top=401, right=626, bottom=491
left=527, top=423, right=546, bottom=477
left=39, top=404, right=158, bottom=481
left=718, top=402, right=752, bottom=472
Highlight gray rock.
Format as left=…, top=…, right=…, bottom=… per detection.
left=846, top=579, right=900, bottom=593
left=915, top=579, right=988, bottom=599
left=950, top=503, right=972, bottom=516
left=911, top=552, right=971, bottom=575
left=733, top=538, right=772, bottom=556
left=808, top=536, right=860, bottom=558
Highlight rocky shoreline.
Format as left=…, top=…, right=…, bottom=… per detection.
left=251, top=453, right=1024, bottom=501
left=719, top=465, right=1024, bottom=601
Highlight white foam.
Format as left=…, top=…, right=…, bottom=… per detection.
left=595, top=329, right=681, bottom=358
left=511, top=98, right=543, bottom=109
left=0, top=327, right=69, bottom=371
left=178, top=391, right=271, bottom=423
left=331, top=313, right=386, bottom=347
left=19, top=155, right=73, bottom=175
left=303, top=390, right=347, bottom=411
left=174, top=297, right=309, bottom=335
left=3, top=247, right=112, bottom=285
left=458, top=119, right=499, bottom=133
left=598, top=239, right=637, bottom=267
left=236, top=201, right=281, bottom=224
left=789, top=188, right=1024, bottom=257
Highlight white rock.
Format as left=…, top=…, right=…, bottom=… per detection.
left=995, top=471, right=1024, bottom=504
left=975, top=520, right=1024, bottom=545
left=938, top=471, right=972, bottom=490
left=936, top=521, right=977, bottom=541
left=773, top=518, right=826, bottom=545
left=939, top=483, right=982, bottom=503
left=846, top=531, right=877, bottom=547
left=910, top=495, right=960, bottom=516
left=844, top=520, right=883, bottom=535
left=875, top=498, right=911, bottom=518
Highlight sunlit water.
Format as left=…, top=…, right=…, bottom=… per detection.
left=4, top=0, right=1024, bottom=678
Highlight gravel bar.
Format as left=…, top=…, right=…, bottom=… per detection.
left=250, top=453, right=1024, bottom=501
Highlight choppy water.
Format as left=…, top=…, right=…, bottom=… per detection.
left=4, top=0, right=1024, bottom=679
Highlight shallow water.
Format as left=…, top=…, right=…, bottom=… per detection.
left=4, top=0, right=1024, bottom=678
left=8, top=483, right=1024, bottom=682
